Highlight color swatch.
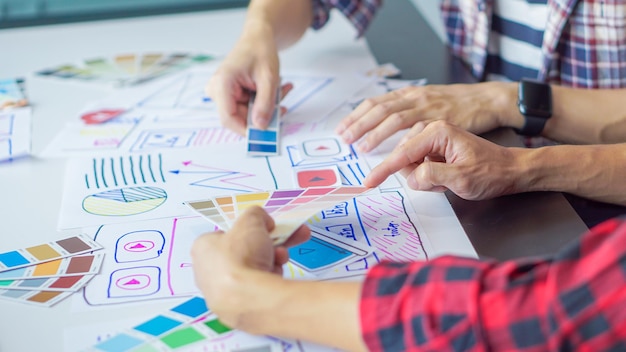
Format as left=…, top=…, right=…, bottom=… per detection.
left=185, top=186, right=370, bottom=245
left=246, top=88, right=281, bottom=157
left=36, top=52, right=214, bottom=87
left=0, top=274, right=95, bottom=291
left=289, top=226, right=373, bottom=273
left=0, top=253, right=104, bottom=280
left=0, top=289, right=73, bottom=307
left=0, top=234, right=103, bottom=272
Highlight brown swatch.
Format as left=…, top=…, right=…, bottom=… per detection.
left=66, top=255, right=94, bottom=274
left=50, top=276, right=83, bottom=289
left=56, top=237, right=91, bottom=254
left=28, top=291, right=62, bottom=303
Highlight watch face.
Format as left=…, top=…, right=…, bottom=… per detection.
left=518, top=79, right=552, bottom=118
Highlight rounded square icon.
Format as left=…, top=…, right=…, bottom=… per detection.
left=302, top=138, right=342, bottom=157
left=296, top=168, right=339, bottom=187
left=108, top=266, right=160, bottom=298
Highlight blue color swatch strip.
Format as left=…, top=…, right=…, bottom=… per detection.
left=246, top=88, right=281, bottom=157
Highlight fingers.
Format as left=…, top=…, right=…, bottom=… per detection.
left=364, top=121, right=453, bottom=188
left=405, top=161, right=450, bottom=193
left=398, top=121, right=430, bottom=146
left=278, top=82, right=294, bottom=117
left=251, top=73, right=280, bottom=129
left=281, top=224, right=311, bottom=248
left=206, top=78, right=249, bottom=136
left=355, top=107, right=422, bottom=153
left=336, top=92, right=414, bottom=146
left=229, top=206, right=275, bottom=240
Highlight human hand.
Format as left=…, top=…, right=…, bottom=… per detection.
left=191, top=206, right=310, bottom=326
left=364, top=121, right=526, bottom=200
left=206, top=24, right=293, bottom=135
left=335, top=81, right=518, bottom=153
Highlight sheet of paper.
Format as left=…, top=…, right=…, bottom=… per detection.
left=42, top=68, right=350, bottom=158
left=0, top=107, right=31, bottom=162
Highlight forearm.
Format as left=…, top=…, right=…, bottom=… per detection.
left=495, top=83, right=626, bottom=144
left=543, top=86, right=626, bottom=144
left=244, top=0, right=313, bottom=49
left=515, top=143, right=626, bottom=205
left=226, top=270, right=367, bottom=351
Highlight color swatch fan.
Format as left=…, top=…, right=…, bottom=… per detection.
left=0, top=234, right=104, bottom=307
left=0, top=78, right=28, bottom=109
left=186, top=186, right=371, bottom=245
left=36, top=52, right=214, bottom=87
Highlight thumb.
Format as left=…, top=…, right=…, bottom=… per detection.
left=251, top=76, right=279, bottom=129
left=230, top=206, right=275, bottom=240
left=407, top=161, right=453, bottom=193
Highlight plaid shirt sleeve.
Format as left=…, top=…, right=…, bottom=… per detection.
left=360, top=217, right=626, bottom=351
left=310, top=0, right=382, bottom=37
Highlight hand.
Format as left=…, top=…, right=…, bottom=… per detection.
left=191, top=206, right=310, bottom=326
left=205, top=23, right=292, bottom=135
left=364, top=121, right=526, bottom=200
left=335, top=81, right=518, bottom=153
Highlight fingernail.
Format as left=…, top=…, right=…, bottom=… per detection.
left=342, top=131, right=353, bottom=144
left=335, top=124, right=345, bottom=134
left=357, top=140, right=369, bottom=153
left=253, top=115, right=266, bottom=128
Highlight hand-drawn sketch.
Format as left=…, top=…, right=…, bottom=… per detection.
left=43, top=69, right=336, bottom=157
left=0, top=107, right=31, bottom=162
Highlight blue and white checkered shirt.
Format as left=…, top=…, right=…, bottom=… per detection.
left=312, top=0, right=626, bottom=88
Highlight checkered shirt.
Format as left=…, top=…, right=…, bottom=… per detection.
left=360, top=216, right=626, bottom=351
left=312, top=0, right=626, bottom=88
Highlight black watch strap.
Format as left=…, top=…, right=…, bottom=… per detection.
left=514, top=115, right=549, bottom=136
left=515, top=79, right=552, bottom=137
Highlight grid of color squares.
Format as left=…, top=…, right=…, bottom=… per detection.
left=93, top=296, right=212, bottom=351
left=246, top=88, right=281, bottom=157
left=0, top=77, right=28, bottom=109
left=185, top=186, right=370, bottom=245
left=0, top=234, right=104, bottom=307
left=36, top=52, right=214, bottom=87
left=92, top=296, right=282, bottom=352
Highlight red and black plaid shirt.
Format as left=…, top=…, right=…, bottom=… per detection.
left=361, top=217, right=626, bottom=351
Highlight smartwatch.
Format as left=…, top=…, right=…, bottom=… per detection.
left=515, top=78, right=552, bottom=136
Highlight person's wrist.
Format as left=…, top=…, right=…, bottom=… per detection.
left=242, top=16, right=275, bottom=43
left=214, top=268, right=284, bottom=334
left=491, top=81, right=525, bottom=129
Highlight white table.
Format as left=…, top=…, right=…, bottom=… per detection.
left=0, top=7, right=470, bottom=351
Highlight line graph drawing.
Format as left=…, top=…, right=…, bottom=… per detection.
left=169, top=160, right=276, bottom=193
left=84, top=154, right=166, bottom=190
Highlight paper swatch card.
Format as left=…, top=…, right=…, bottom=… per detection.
left=288, top=226, right=374, bottom=273
left=36, top=52, right=214, bottom=87
left=246, top=88, right=281, bottom=157
left=185, top=186, right=371, bottom=245
left=0, top=78, right=28, bottom=109
left=0, top=234, right=102, bottom=272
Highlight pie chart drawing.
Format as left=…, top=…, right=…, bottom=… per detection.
left=83, top=186, right=167, bottom=216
